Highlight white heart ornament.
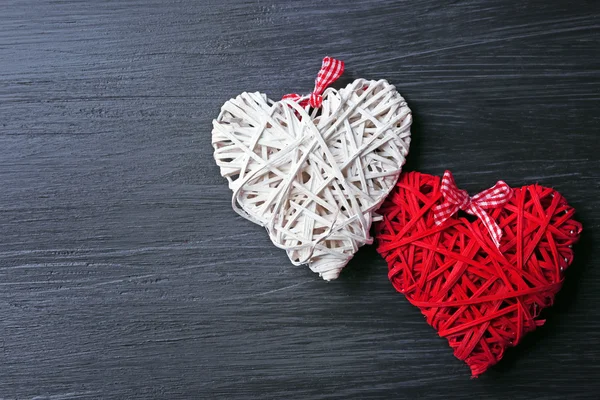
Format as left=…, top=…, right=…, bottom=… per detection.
left=212, top=78, right=411, bottom=280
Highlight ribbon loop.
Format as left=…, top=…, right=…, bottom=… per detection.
left=283, top=56, right=345, bottom=108
left=433, top=170, right=513, bottom=248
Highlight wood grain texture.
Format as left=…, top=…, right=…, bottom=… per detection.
left=0, top=0, right=599, bottom=398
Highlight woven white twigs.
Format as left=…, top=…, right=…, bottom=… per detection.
left=212, top=78, right=411, bottom=280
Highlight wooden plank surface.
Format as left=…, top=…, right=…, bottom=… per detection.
left=1, top=0, right=599, bottom=398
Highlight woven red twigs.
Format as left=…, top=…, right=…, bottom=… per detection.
left=375, top=172, right=582, bottom=377
left=283, top=56, right=344, bottom=108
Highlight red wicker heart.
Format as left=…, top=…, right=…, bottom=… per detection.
left=375, top=171, right=582, bottom=377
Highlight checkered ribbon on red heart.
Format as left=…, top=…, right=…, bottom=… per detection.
left=283, top=56, right=345, bottom=108
left=433, top=170, right=513, bottom=248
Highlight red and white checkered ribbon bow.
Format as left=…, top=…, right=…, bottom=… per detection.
left=282, top=56, right=345, bottom=108
left=433, top=170, right=513, bottom=248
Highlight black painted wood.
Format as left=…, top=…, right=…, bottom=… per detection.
left=1, top=0, right=599, bottom=398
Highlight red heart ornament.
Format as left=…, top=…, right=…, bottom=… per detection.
left=375, top=171, right=582, bottom=377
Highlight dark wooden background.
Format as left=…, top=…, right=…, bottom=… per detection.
left=1, top=0, right=599, bottom=398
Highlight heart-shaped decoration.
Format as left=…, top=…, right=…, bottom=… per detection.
left=212, top=59, right=411, bottom=280
left=375, top=171, right=582, bottom=376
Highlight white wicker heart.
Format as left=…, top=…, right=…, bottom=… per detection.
left=212, top=78, right=411, bottom=280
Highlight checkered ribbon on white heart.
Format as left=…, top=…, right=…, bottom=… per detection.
left=283, top=56, right=344, bottom=108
